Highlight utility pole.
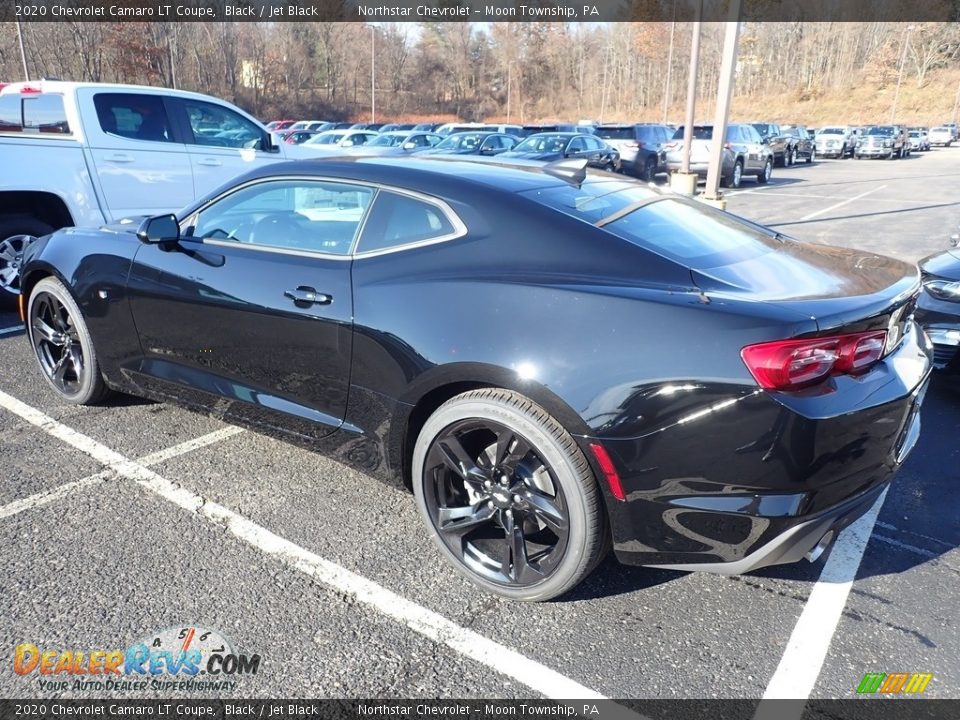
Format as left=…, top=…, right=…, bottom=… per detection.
left=703, top=1, right=742, bottom=205
left=370, top=25, right=376, bottom=123
left=953, top=78, right=960, bottom=125
left=662, top=6, right=677, bottom=125
left=16, top=18, right=29, bottom=81
left=670, top=0, right=702, bottom=195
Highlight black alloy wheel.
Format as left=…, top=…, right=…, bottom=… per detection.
left=413, top=389, right=607, bottom=601
left=28, top=277, right=111, bottom=405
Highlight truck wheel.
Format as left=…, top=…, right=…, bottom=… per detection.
left=0, top=217, right=54, bottom=304
left=757, top=158, right=772, bottom=184
left=721, top=160, right=743, bottom=188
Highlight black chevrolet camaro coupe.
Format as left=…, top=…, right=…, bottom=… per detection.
left=20, top=156, right=931, bottom=601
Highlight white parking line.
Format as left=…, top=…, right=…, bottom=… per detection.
left=760, top=488, right=888, bottom=702
left=0, top=389, right=606, bottom=701
left=0, top=426, right=244, bottom=521
left=799, top=185, right=886, bottom=221
left=0, top=325, right=25, bottom=336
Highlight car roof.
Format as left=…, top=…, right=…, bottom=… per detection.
left=0, top=79, right=229, bottom=104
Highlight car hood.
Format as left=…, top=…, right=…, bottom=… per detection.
left=919, top=248, right=960, bottom=280
left=691, top=240, right=920, bottom=330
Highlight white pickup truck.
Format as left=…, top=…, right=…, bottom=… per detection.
left=0, top=80, right=312, bottom=303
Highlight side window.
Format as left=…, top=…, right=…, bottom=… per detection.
left=357, top=191, right=459, bottom=254
left=503, top=135, right=517, bottom=149
left=23, top=94, right=70, bottom=134
left=0, top=95, right=22, bottom=132
left=182, top=99, right=265, bottom=150
left=568, top=137, right=586, bottom=153
left=425, top=134, right=442, bottom=147
left=189, top=180, right=373, bottom=255
left=93, top=93, right=172, bottom=143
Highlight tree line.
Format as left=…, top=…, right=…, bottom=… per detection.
left=2, top=21, right=958, bottom=122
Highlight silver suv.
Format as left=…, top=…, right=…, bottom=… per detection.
left=665, top=123, right=774, bottom=188
left=855, top=125, right=909, bottom=159
left=815, top=126, right=857, bottom=158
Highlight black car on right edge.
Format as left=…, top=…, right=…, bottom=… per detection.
left=917, top=244, right=960, bottom=372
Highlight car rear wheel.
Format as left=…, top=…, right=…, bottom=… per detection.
left=642, top=157, right=657, bottom=182
left=806, top=147, right=815, bottom=164
left=0, top=217, right=53, bottom=304
left=721, top=160, right=743, bottom=188
left=412, top=388, right=608, bottom=601
left=788, top=147, right=797, bottom=166
left=27, top=277, right=113, bottom=405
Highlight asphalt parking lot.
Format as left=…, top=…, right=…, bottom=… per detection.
left=0, top=147, right=957, bottom=702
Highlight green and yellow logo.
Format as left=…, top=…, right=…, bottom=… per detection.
left=857, top=672, right=932, bottom=694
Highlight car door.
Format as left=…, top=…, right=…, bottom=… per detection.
left=565, top=136, right=588, bottom=159
left=79, top=90, right=194, bottom=219
left=125, top=177, right=375, bottom=440
left=743, top=124, right=766, bottom=169
left=170, top=96, right=279, bottom=198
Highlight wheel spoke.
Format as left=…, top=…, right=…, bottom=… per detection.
left=32, top=317, right=57, bottom=344
left=438, top=503, right=495, bottom=538
left=0, top=246, right=15, bottom=262
left=51, top=352, right=70, bottom=385
left=494, top=430, right=531, bottom=473
left=68, top=346, right=84, bottom=378
left=437, top=434, right=487, bottom=486
left=524, top=490, right=568, bottom=534
left=501, top=512, right=533, bottom=582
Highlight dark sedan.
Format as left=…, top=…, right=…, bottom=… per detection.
left=916, top=244, right=960, bottom=372
left=20, top=157, right=931, bottom=601
left=414, top=131, right=517, bottom=156
left=500, top=132, right=620, bottom=171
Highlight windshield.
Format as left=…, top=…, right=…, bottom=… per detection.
left=435, top=133, right=487, bottom=151
left=866, top=127, right=894, bottom=136
left=307, top=132, right=346, bottom=145
left=513, top=134, right=569, bottom=153
left=819, top=127, right=844, bottom=135
left=369, top=133, right=406, bottom=147
left=597, top=127, right=635, bottom=140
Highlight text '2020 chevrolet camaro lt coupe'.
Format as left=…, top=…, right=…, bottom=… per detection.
left=20, top=156, right=931, bottom=601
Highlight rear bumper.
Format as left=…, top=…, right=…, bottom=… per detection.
left=598, top=322, right=932, bottom=572
left=916, top=291, right=960, bottom=371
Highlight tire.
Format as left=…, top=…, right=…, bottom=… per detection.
left=788, top=147, right=797, bottom=166
left=725, top=159, right=743, bottom=188
left=757, top=158, right=772, bottom=184
left=412, top=388, right=608, bottom=601
left=642, top=157, right=657, bottom=182
left=806, top=147, right=815, bottom=164
left=0, top=216, right=54, bottom=304
left=27, top=276, right=113, bottom=406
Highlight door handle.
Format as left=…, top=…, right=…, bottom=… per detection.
left=197, top=158, right=222, bottom=167
left=104, top=153, right=133, bottom=163
left=284, top=286, right=332, bottom=307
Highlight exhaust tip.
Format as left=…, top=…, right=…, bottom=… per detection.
left=805, top=530, right=835, bottom=563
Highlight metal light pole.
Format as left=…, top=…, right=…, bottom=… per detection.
left=16, top=18, right=30, bottom=81
left=370, top=26, right=376, bottom=123
left=703, top=2, right=742, bottom=204
left=662, top=8, right=677, bottom=125
left=890, top=25, right=915, bottom=124
left=953, top=78, right=960, bottom=125
left=680, top=7, right=703, bottom=177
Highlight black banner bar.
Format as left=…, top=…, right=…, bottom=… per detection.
left=2, top=0, right=958, bottom=23
left=0, top=700, right=958, bottom=720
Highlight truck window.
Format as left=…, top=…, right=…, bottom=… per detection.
left=94, top=93, right=173, bottom=143
left=181, top=99, right=266, bottom=150
left=22, top=95, right=71, bottom=134
left=0, top=95, right=21, bottom=132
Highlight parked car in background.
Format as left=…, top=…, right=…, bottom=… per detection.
left=347, top=130, right=443, bottom=155
left=943, top=122, right=959, bottom=141
left=288, top=120, right=328, bottom=131
left=500, top=132, right=619, bottom=170
left=782, top=124, right=815, bottom=164
left=19, top=155, right=931, bottom=600
left=350, top=122, right=385, bottom=131
left=415, top=131, right=518, bottom=156
left=412, top=122, right=444, bottom=132
left=916, top=245, right=960, bottom=372
left=855, top=125, right=908, bottom=159
left=266, top=120, right=295, bottom=131
left=435, top=122, right=489, bottom=136
left=749, top=122, right=794, bottom=166
left=302, top=129, right=380, bottom=151
left=378, top=123, right=417, bottom=133
left=664, top=123, right=773, bottom=188
left=282, top=130, right=321, bottom=145
left=594, top=123, right=671, bottom=181
left=908, top=128, right=930, bottom=152
left=928, top=126, right=954, bottom=147
left=815, top=126, right=856, bottom=158
left=518, top=123, right=588, bottom=137
left=0, top=80, right=314, bottom=303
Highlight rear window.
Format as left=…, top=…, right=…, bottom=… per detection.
left=596, top=127, right=635, bottom=140
left=521, top=180, right=659, bottom=224
left=604, top=199, right=773, bottom=268
left=0, top=94, right=70, bottom=134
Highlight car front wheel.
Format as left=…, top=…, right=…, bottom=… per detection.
left=757, top=158, right=772, bottom=184
left=27, top=276, right=113, bottom=405
left=0, top=217, right=53, bottom=304
left=412, top=388, right=608, bottom=601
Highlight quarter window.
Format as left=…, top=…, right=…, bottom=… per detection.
left=94, top=93, right=172, bottom=142
left=23, top=95, right=70, bottom=134
left=182, top=99, right=266, bottom=150
left=356, top=191, right=458, bottom=254
left=188, top=180, right=374, bottom=256
left=0, top=95, right=22, bottom=132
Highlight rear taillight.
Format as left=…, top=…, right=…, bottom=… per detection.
left=741, top=330, right=887, bottom=391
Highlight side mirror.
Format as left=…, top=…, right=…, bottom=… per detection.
left=137, top=214, right=179, bottom=244
left=480, top=146, right=494, bottom=155
left=263, top=132, right=279, bottom=154
left=760, top=137, right=769, bottom=145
